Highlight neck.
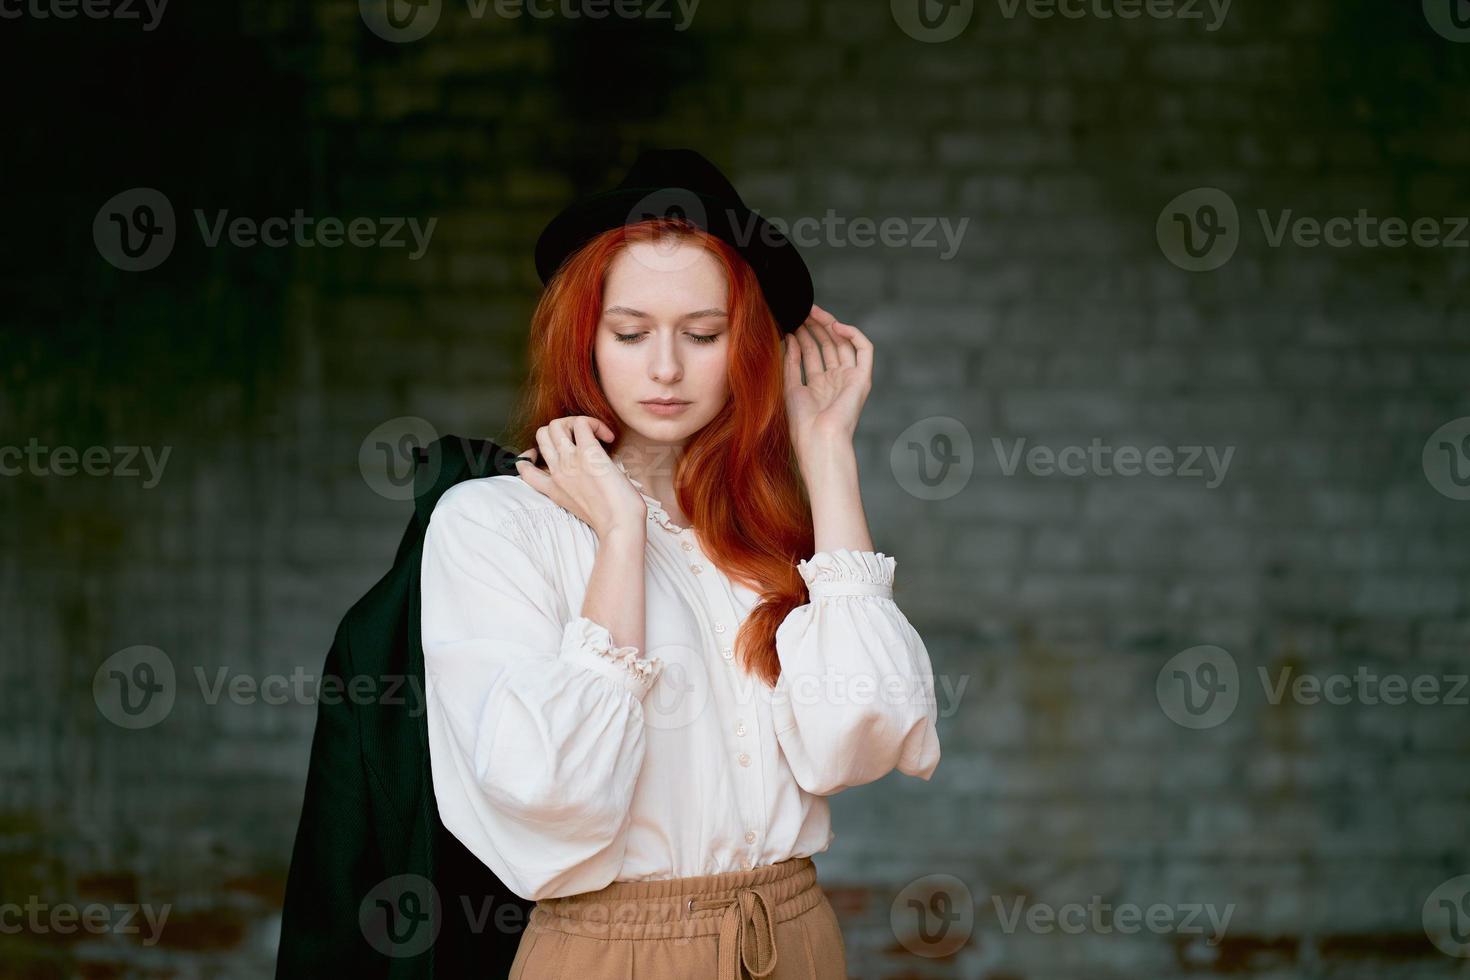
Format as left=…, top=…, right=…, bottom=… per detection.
left=612, top=432, right=686, bottom=513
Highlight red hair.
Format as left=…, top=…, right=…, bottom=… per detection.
left=511, top=218, right=813, bottom=687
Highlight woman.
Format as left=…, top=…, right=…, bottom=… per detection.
left=421, top=150, right=940, bottom=979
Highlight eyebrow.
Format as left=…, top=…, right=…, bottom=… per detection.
left=602, top=306, right=729, bottom=322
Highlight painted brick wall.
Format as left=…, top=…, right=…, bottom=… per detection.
left=3, top=0, right=1468, bottom=976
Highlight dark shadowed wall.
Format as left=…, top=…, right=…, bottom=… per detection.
left=3, top=0, right=1469, bottom=976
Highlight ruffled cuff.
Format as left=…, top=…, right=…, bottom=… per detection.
left=558, top=616, right=664, bottom=699
left=796, top=548, right=896, bottom=599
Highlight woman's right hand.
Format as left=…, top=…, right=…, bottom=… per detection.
left=514, top=416, right=648, bottom=539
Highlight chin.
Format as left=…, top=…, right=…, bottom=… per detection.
left=618, top=407, right=714, bottom=445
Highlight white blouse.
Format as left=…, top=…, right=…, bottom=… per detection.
left=420, top=461, right=941, bottom=902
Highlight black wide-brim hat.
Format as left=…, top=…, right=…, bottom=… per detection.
left=534, top=148, right=814, bottom=334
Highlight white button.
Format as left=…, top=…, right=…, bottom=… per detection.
left=738, top=752, right=751, bottom=766
left=714, top=623, right=726, bottom=634
left=691, top=564, right=703, bottom=574
left=681, top=541, right=694, bottom=552
left=735, top=722, right=746, bottom=736
left=744, top=831, right=757, bottom=844
left=722, top=648, right=733, bottom=660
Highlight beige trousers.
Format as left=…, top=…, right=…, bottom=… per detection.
left=508, top=856, right=848, bottom=979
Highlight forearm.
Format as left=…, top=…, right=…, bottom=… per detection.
left=580, top=526, right=647, bottom=652
left=798, top=439, right=875, bottom=555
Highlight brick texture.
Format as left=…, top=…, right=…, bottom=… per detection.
left=2, top=0, right=1469, bottom=976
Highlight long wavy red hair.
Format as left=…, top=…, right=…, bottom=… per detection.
left=511, top=217, right=813, bottom=687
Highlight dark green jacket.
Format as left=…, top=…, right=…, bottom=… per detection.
left=275, top=435, right=535, bottom=979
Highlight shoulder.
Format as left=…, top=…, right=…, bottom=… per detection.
left=429, top=475, right=581, bottom=541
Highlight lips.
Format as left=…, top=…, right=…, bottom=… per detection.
left=639, top=398, right=692, bottom=416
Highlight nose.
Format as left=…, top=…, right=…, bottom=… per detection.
left=648, top=332, right=683, bottom=385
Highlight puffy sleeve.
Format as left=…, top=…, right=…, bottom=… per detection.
left=420, top=484, right=664, bottom=901
left=772, top=548, right=941, bottom=796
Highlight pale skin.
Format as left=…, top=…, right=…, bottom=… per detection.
left=514, top=239, right=875, bottom=654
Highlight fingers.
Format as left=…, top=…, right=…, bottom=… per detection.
left=513, top=446, right=542, bottom=482
left=534, top=425, right=560, bottom=471
left=514, top=450, right=546, bottom=483
left=794, top=322, right=824, bottom=378
left=796, top=307, right=867, bottom=378
left=550, top=418, right=577, bottom=453
left=515, top=448, right=560, bottom=499
left=781, top=333, right=803, bottom=389
left=535, top=416, right=617, bottom=481
left=568, top=415, right=616, bottom=445
left=804, top=318, right=846, bottom=370
left=807, top=303, right=837, bottom=329
left=827, top=319, right=869, bottom=373
left=567, top=416, right=613, bottom=478
left=520, top=464, right=573, bottom=511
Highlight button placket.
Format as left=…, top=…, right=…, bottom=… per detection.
left=659, top=514, right=765, bottom=865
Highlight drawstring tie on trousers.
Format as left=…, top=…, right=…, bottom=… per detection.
left=689, top=886, right=779, bottom=980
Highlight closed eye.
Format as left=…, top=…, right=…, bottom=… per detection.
left=612, top=331, right=723, bottom=345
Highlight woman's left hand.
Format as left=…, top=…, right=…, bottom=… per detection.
left=783, top=304, right=874, bottom=455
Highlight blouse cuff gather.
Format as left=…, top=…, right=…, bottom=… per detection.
left=796, top=548, right=897, bottom=599
left=558, top=616, right=664, bottom=699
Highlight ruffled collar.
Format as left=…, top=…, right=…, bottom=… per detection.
left=612, top=457, right=688, bottom=534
